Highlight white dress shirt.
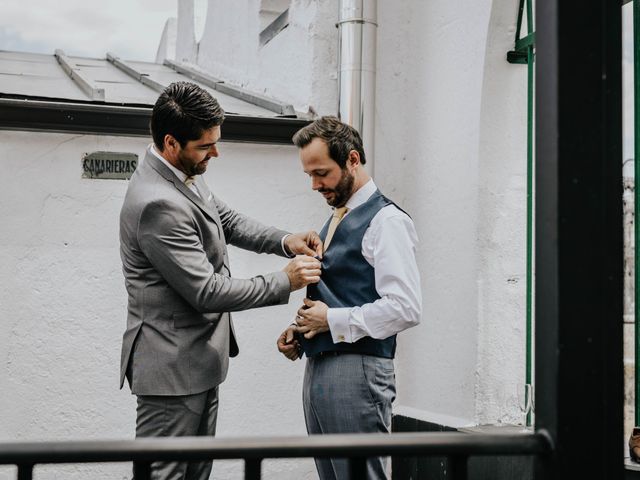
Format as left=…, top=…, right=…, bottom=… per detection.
left=326, top=179, right=422, bottom=343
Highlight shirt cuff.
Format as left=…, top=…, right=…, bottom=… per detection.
left=281, top=234, right=295, bottom=257
left=326, top=308, right=353, bottom=343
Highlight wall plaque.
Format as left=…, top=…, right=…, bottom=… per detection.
left=82, top=151, right=138, bottom=180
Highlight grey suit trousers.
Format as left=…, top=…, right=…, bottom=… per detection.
left=135, top=387, right=219, bottom=480
left=303, top=354, right=396, bottom=480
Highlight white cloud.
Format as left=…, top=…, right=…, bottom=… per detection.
left=0, top=0, right=177, bottom=61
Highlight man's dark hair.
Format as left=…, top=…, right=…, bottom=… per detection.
left=292, top=116, right=366, bottom=167
left=151, top=81, right=225, bottom=150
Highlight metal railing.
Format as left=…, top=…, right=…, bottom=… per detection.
left=0, top=431, right=553, bottom=480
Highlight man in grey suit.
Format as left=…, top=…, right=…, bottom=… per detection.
left=120, top=81, right=322, bottom=480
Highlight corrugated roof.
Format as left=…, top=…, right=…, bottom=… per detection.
left=0, top=50, right=292, bottom=117
left=0, top=51, right=88, bottom=101
left=0, top=49, right=308, bottom=143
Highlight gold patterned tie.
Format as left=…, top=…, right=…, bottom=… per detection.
left=323, top=207, right=348, bottom=252
left=184, top=176, right=196, bottom=187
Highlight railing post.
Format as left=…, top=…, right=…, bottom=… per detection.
left=449, top=455, right=468, bottom=480
left=534, top=444, right=553, bottom=480
left=349, top=456, right=368, bottom=479
left=245, top=458, right=262, bottom=480
left=17, top=464, right=33, bottom=480
left=133, top=461, right=151, bottom=480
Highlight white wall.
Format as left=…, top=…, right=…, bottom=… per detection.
left=166, top=0, right=531, bottom=429
left=0, top=130, right=325, bottom=479
left=374, top=0, right=489, bottom=425
left=0, top=0, right=534, bottom=476
left=176, top=0, right=338, bottom=115
left=373, top=0, right=528, bottom=426
left=475, top=0, right=529, bottom=425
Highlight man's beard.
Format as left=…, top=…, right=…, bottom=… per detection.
left=191, top=160, right=208, bottom=176
left=320, top=168, right=354, bottom=207
left=179, top=153, right=208, bottom=176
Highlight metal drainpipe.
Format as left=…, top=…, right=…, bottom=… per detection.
left=337, top=0, right=377, bottom=176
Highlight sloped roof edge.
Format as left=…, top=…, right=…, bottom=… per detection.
left=163, top=59, right=296, bottom=116
left=0, top=95, right=310, bottom=144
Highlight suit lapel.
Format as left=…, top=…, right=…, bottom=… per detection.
left=143, top=150, right=237, bottom=352
left=144, top=150, right=230, bottom=274
left=189, top=172, right=235, bottom=347
left=194, top=177, right=231, bottom=273
left=195, top=176, right=214, bottom=204
left=144, top=151, right=224, bottom=232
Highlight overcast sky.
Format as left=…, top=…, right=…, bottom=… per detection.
left=1, top=0, right=177, bottom=61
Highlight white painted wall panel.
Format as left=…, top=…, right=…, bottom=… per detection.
left=184, top=0, right=528, bottom=427
left=0, top=131, right=324, bottom=479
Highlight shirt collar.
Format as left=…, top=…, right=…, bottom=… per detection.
left=344, top=178, right=377, bottom=211
left=149, top=144, right=189, bottom=183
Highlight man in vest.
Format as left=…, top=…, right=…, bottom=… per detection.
left=277, top=116, right=422, bottom=480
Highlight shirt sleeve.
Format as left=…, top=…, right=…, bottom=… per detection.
left=326, top=206, right=422, bottom=343
left=281, top=234, right=295, bottom=257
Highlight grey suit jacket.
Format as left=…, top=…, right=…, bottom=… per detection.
left=119, top=149, right=291, bottom=395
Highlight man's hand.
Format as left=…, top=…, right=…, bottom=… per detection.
left=277, top=325, right=301, bottom=361
left=295, top=298, right=329, bottom=339
left=285, top=231, right=323, bottom=259
left=283, top=255, right=322, bottom=291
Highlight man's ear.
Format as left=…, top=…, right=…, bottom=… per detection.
left=164, top=134, right=179, bottom=153
left=163, top=133, right=178, bottom=148
left=347, top=150, right=361, bottom=170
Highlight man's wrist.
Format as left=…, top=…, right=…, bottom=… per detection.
left=281, top=234, right=295, bottom=257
